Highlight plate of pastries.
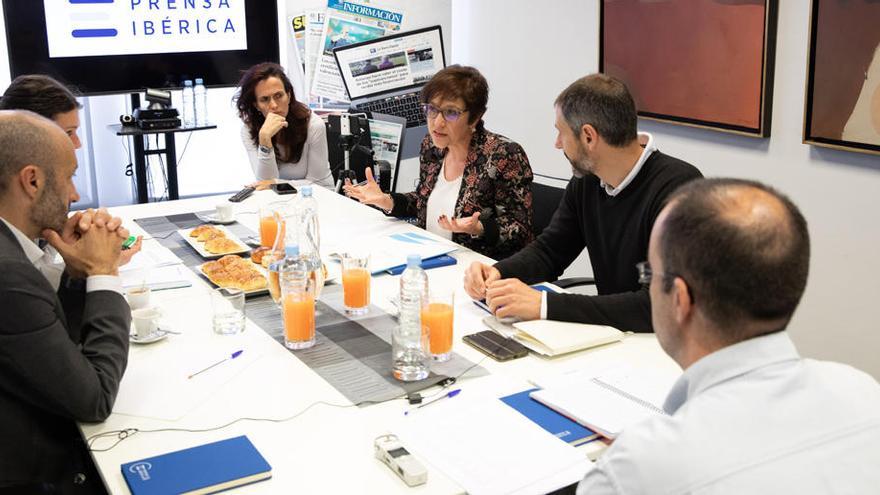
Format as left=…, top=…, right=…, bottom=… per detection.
left=200, top=255, right=268, bottom=293
left=179, top=224, right=250, bottom=258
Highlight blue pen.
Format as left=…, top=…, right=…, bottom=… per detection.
left=404, top=389, right=461, bottom=415
left=187, top=350, right=244, bottom=379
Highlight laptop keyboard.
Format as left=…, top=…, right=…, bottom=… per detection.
left=356, top=93, right=426, bottom=128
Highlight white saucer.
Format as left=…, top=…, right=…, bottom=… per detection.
left=130, top=329, right=171, bottom=344
left=196, top=213, right=236, bottom=225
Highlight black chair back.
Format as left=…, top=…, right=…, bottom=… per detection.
left=531, top=181, right=566, bottom=238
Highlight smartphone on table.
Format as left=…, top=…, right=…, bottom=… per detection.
left=462, top=330, right=529, bottom=362
left=271, top=183, right=297, bottom=195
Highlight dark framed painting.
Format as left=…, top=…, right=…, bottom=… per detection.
left=804, top=0, right=880, bottom=156
left=600, top=0, right=778, bottom=137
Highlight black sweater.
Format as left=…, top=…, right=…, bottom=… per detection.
left=494, top=151, right=702, bottom=332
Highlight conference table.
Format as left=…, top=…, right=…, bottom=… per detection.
left=82, top=184, right=680, bottom=494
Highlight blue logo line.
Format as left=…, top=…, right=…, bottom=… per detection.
left=69, top=0, right=114, bottom=4
left=72, top=28, right=118, bottom=38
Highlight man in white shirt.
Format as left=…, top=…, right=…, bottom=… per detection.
left=577, top=178, right=880, bottom=494
left=0, top=110, right=132, bottom=493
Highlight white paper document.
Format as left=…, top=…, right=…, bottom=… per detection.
left=113, top=343, right=261, bottom=421
left=530, top=365, right=679, bottom=439
left=395, top=393, right=589, bottom=495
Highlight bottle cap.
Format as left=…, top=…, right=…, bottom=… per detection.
left=301, top=185, right=312, bottom=198
left=195, top=78, right=204, bottom=84
left=183, top=80, right=193, bottom=86
left=406, top=254, right=421, bottom=268
left=285, top=245, right=300, bottom=257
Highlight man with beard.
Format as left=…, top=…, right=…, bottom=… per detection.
left=0, top=110, right=131, bottom=493
left=464, top=74, right=701, bottom=332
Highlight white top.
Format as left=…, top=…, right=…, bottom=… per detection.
left=578, top=331, right=880, bottom=494
left=0, top=217, right=122, bottom=294
left=425, top=161, right=463, bottom=240
left=240, top=113, right=334, bottom=189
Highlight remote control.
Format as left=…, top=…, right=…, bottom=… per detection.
left=229, top=186, right=255, bottom=203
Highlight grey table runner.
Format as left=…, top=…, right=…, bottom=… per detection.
left=135, top=213, right=487, bottom=405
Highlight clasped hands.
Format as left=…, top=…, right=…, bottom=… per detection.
left=343, top=168, right=484, bottom=236
left=42, top=208, right=142, bottom=278
left=464, top=262, right=541, bottom=321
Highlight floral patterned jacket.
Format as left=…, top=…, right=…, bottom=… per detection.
left=388, top=127, right=533, bottom=260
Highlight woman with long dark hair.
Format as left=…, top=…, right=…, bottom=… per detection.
left=235, top=62, right=333, bottom=188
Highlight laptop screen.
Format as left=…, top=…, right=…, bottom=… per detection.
left=334, top=25, right=446, bottom=101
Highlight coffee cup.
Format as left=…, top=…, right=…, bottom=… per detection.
left=132, top=307, right=162, bottom=338
left=127, top=286, right=151, bottom=310
left=216, top=203, right=234, bottom=222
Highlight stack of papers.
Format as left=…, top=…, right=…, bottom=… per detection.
left=120, top=246, right=191, bottom=291
left=530, top=365, right=679, bottom=439
left=395, top=392, right=589, bottom=495
left=485, top=318, right=625, bottom=357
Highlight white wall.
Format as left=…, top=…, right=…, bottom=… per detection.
left=452, top=0, right=880, bottom=378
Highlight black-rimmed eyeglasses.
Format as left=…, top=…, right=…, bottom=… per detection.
left=422, top=103, right=465, bottom=122
left=636, top=261, right=695, bottom=301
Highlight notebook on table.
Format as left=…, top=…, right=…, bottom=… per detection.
left=530, top=366, right=678, bottom=439
left=500, top=388, right=599, bottom=446
left=121, top=435, right=271, bottom=494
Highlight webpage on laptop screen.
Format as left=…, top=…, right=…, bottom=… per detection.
left=337, top=29, right=444, bottom=100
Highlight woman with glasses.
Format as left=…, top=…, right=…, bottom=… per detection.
left=235, top=62, right=333, bottom=188
left=344, top=65, right=534, bottom=259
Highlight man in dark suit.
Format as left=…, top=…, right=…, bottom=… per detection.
left=0, top=110, right=131, bottom=493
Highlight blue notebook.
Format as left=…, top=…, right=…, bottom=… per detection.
left=385, top=254, right=457, bottom=275
left=500, top=388, right=599, bottom=446
left=121, top=435, right=272, bottom=495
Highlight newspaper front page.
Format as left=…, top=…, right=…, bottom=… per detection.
left=309, top=0, right=405, bottom=103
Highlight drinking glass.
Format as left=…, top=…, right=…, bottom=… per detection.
left=341, top=254, right=370, bottom=315
left=212, top=288, right=245, bottom=335
left=422, top=291, right=454, bottom=362
left=259, top=202, right=288, bottom=248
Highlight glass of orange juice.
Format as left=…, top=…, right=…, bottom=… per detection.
left=341, top=254, right=370, bottom=315
left=280, top=268, right=316, bottom=350
left=422, top=291, right=454, bottom=362
left=259, top=202, right=288, bottom=248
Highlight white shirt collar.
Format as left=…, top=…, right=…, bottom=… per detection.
left=600, top=132, right=657, bottom=197
left=0, top=217, right=44, bottom=264
left=662, top=331, right=800, bottom=414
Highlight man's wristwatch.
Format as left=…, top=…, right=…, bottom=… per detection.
left=258, top=144, right=272, bottom=155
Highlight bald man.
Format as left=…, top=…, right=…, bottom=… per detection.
left=0, top=110, right=131, bottom=493
left=577, top=178, right=880, bottom=493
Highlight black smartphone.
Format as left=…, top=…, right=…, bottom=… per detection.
left=271, top=183, right=297, bottom=195
left=462, top=330, right=529, bottom=362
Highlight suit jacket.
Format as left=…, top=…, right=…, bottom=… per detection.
left=388, top=127, right=534, bottom=260
left=0, top=221, right=131, bottom=490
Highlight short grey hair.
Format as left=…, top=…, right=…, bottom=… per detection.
left=554, top=74, right=638, bottom=147
left=0, top=110, right=67, bottom=195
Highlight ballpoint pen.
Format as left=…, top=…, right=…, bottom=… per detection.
left=404, top=389, right=461, bottom=415
left=187, top=350, right=243, bottom=379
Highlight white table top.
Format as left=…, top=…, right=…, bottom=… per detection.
left=83, top=186, right=679, bottom=494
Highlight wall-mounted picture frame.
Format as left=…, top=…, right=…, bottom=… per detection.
left=600, top=0, right=778, bottom=138
left=803, top=0, right=880, bottom=156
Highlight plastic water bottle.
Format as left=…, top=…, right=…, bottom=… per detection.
left=297, top=186, right=324, bottom=297
left=393, top=255, right=430, bottom=381
left=194, top=77, right=207, bottom=126
left=278, top=245, right=316, bottom=349
left=181, top=80, right=194, bottom=127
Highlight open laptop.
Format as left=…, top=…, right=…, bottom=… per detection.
left=334, top=25, right=446, bottom=159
